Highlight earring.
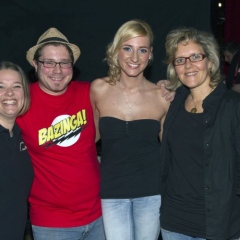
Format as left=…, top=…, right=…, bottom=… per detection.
left=148, top=57, right=152, bottom=65
left=208, top=68, right=212, bottom=75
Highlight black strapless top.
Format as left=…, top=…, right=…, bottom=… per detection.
left=99, top=117, right=161, bottom=199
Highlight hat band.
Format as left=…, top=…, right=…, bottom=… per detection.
left=39, top=37, right=69, bottom=44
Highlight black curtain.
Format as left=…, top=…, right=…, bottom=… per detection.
left=0, top=0, right=210, bottom=83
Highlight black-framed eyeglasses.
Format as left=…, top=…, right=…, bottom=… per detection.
left=37, top=60, right=73, bottom=69
left=173, top=53, right=206, bottom=66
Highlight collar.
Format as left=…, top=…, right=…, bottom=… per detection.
left=176, top=81, right=228, bottom=110
left=202, top=81, right=228, bottom=111
left=0, top=123, right=21, bottom=136
left=164, top=81, right=228, bottom=133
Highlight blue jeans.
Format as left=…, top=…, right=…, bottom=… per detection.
left=161, top=228, right=240, bottom=240
left=101, top=195, right=161, bottom=240
left=161, top=228, right=205, bottom=240
left=32, top=216, right=105, bottom=240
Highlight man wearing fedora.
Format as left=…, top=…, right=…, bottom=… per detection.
left=17, top=28, right=105, bottom=240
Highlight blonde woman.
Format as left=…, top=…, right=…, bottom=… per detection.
left=91, top=20, right=170, bottom=240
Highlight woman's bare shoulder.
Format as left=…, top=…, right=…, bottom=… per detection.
left=91, top=77, right=110, bottom=91
left=91, top=77, right=109, bottom=85
left=144, top=79, right=165, bottom=94
left=145, top=79, right=170, bottom=108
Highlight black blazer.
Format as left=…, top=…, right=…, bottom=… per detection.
left=160, top=81, right=240, bottom=239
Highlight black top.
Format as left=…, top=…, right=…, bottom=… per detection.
left=0, top=124, right=34, bottom=240
left=161, top=101, right=206, bottom=237
left=160, top=82, right=240, bottom=239
left=99, top=117, right=161, bottom=198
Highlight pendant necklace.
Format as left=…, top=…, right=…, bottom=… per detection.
left=190, top=87, right=215, bottom=113
left=190, top=94, right=197, bottom=113
left=119, top=80, right=144, bottom=118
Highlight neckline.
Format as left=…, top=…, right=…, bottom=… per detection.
left=99, top=116, right=160, bottom=123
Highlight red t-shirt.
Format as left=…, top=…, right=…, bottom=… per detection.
left=17, top=81, right=101, bottom=227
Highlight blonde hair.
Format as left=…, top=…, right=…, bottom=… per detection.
left=0, top=61, right=30, bottom=115
left=106, top=19, right=153, bottom=85
left=165, top=27, right=223, bottom=90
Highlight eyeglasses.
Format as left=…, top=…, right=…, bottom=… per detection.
left=37, top=60, right=73, bottom=69
left=173, top=53, right=206, bottom=66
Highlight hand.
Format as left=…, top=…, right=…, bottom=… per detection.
left=156, top=79, right=175, bottom=102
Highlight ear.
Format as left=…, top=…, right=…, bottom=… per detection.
left=32, top=60, right=38, bottom=72
left=207, top=61, right=213, bottom=71
left=149, top=47, right=153, bottom=59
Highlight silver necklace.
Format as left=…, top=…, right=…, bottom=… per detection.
left=119, top=80, right=144, bottom=118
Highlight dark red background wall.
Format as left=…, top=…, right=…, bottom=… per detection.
left=224, top=0, right=240, bottom=43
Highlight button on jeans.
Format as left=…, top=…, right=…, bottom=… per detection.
left=32, top=216, right=105, bottom=240
left=101, top=195, right=161, bottom=240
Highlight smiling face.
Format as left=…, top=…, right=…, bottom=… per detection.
left=0, top=69, right=24, bottom=124
left=174, top=40, right=212, bottom=90
left=33, top=44, right=73, bottom=95
left=118, top=36, right=152, bottom=79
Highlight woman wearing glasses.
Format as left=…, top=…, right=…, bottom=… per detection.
left=160, top=28, right=240, bottom=239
